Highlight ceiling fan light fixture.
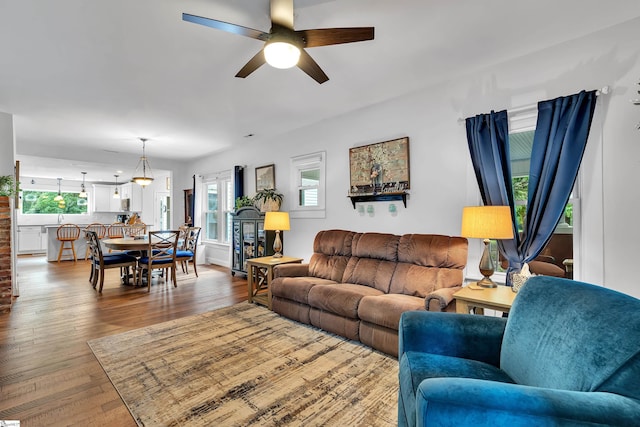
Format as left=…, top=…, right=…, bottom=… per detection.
left=264, top=41, right=300, bottom=69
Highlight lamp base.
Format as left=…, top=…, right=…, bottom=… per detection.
left=476, top=276, right=497, bottom=288
left=272, top=230, right=283, bottom=258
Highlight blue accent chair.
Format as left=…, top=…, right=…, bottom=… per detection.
left=398, top=276, right=640, bottom=426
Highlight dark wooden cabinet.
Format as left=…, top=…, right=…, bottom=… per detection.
left=231, top=207, right=280, bottom=276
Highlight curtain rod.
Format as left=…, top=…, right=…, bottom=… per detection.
left=457, top=86, right=609, bottom=125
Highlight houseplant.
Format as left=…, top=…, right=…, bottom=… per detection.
left=253, top=188, right=283, bottom=212
left=0, top=175, right=16, bottom=197
left=235, top=195, right=254, bottom=210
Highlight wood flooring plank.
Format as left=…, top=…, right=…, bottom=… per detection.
left=0, top=255, right=247, bottom=426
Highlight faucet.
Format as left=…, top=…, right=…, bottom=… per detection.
left=57, top=213, right=64, bottom=224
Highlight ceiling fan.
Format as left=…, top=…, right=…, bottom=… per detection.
left=182, top=0, right=374, bottom=84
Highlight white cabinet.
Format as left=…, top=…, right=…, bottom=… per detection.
left=92, top=184, right=121, bottom=212
left=120, top=183, right=143, bottom=212
left=18, top=226, right=46, bottom=254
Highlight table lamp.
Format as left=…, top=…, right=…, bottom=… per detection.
left=264, top=211, right=290, bottom=258
left=461, top=206, right=514, bottom=288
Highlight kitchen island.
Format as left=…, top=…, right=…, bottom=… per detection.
left=44, top=224, right=91, bottom=262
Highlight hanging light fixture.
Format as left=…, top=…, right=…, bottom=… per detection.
left=132, top=138, right=154, bottom=186
left=54, top=178, right=64, bottom=201
left=79, top=172, right=88, bottom=198
left=113, top=174, right=120, bottom=199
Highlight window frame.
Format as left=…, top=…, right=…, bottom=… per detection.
left=289, top=151, right=326, bottom=219
left=201, top=171, right=233, bottom=244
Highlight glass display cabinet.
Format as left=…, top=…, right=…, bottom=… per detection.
left=231, top=207, right=279, bottom=276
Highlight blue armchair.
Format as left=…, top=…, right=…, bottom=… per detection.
left=398, top=276, right=640, bottom=426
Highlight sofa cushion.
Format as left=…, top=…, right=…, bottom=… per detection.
left=390, top=234, right=467, bottom=296
left=358, top=294, right=425, bottom=330
left=340, top=232, right=400, bottom=292
left=271, top=276, right=338, bottom=305
left=307, top=229, right=356, bottom=281
left=307, top=283, right=384, bottom=319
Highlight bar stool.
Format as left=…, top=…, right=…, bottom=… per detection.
left=56, top=224, right=81, bottom=262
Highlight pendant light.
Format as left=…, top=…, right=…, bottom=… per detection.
left=79, top=172, right=88, bottom=198
left=113, top=174, right=120, bottom=199
left=132, top=138, right=154, bottom=186
left=54, top=178, right=64, bottom=201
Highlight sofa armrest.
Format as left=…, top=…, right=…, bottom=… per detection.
left=424, top=286, right=461, bottom=311
left=273, top=263, right=310, bottom=278
left=416, top=378, right=640, bottom=426
left=398, top=311, right=506, bottom=366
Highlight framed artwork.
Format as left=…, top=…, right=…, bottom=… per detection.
left=255, top=164, right=275, bottom=191
left=349, top=137, right=410, bottom=195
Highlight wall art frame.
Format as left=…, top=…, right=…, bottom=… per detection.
left=255, top=164, right=275, bottom=191
left=349, top=136, right=410, bottom=196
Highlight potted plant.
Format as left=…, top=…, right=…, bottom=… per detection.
left=234, top=195, right=254, bottom=211
left=0, top=175, right=16, bottom=197
left=253, top=188, right=283, bottom=212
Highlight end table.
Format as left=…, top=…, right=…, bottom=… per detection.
left=453, top=283, right=516, bottom=315
left=246, top=255, right=303, bottom=309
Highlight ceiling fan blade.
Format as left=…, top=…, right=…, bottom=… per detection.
left=270, top=0, right=294, bottom=29
left=235, top=50, right=267, bottom=78
left=298, top=27, right=375, bottom=48
left=182, top=13, right=269, bottom=41
left=297, top=49, right=329, bottom=84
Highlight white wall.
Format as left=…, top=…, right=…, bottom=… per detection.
left=188, top=17, right=640, bottom=298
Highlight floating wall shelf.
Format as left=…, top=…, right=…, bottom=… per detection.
left=348, top=192, right=408, bottom=209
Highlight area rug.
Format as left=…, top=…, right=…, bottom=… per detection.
left=88, top=303, right=398, bottom=426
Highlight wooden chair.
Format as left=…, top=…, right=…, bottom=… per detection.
left=137, top=230, right=179, bottom=291
left=86, top=231, right=137, bottom=293
left=84, top=223, right=106, bottom=260
left=107, top=222, right=126, bottom=253
left=174, top=226, right=201, bottom=277
left=125, top=222, right=147, bottom=237
left=56, top=224, right=81, bottom=263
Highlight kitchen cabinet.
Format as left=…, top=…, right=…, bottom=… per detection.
left=120, top=182, right=143, bottom=212
left=92, top=184, right=121, bottom=212
left=230, top=207, right=279, bottom=276
left=18, top=226, right=46, bottom=254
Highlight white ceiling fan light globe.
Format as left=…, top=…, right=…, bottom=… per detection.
left=264, top=41, right=301, bottom=69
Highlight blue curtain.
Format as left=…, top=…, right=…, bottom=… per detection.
left=465, top=90, right=598, bottom=281
left=465, top=110, right=520, bottom=272
left=519, top=90, right=597, bottom=268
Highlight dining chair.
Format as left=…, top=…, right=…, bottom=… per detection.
left=137, top=230, right=180, bottom=291
left=84, top=223, right=107, bottom=260
left=86, top=231, right=137, bottom=293
left=56, top=224, right=81, bottom=263
left=173, top=226, right=201, bottom=277
left=107, top=222, right=126, bottom=253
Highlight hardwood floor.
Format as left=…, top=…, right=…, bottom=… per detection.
left=0, top=255, right=248, bottom=426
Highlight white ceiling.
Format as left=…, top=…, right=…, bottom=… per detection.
left=2, top=0, right=640, bottom=182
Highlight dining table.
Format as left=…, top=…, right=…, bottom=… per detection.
left=101, top=237, right=151, bottom=285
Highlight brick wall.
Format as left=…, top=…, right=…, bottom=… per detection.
left=0, top=196, right=12, bottom=313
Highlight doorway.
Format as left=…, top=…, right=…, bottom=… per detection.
left=156, top=192, right=171, bottom=230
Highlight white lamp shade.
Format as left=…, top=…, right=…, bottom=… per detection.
left=461, top=206, right=514, bottom=240
left=264, top=211, right=290, bottom=231
left=264, top=42, right=300, bottom=69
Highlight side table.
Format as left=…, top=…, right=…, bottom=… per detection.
left=246, top=256, right=303, bottom=309
left=453, top=283, right=517, bottom=315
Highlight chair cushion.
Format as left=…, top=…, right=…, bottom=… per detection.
left=100, top=254, right=137, bottom=265
left=168, top=249, right=193, bottom=258
left=138, top=256, right=173, bottom=265
left=399, top=351, right=514, bottom=427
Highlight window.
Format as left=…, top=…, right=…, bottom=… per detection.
left=203, top=173, right=233, bottom=243
left=21, top=190, right=88, bottom=214
left=290, top=151, right=325, bottom=218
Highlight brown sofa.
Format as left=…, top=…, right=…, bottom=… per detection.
left=271, top=229, right=468, bottom=356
